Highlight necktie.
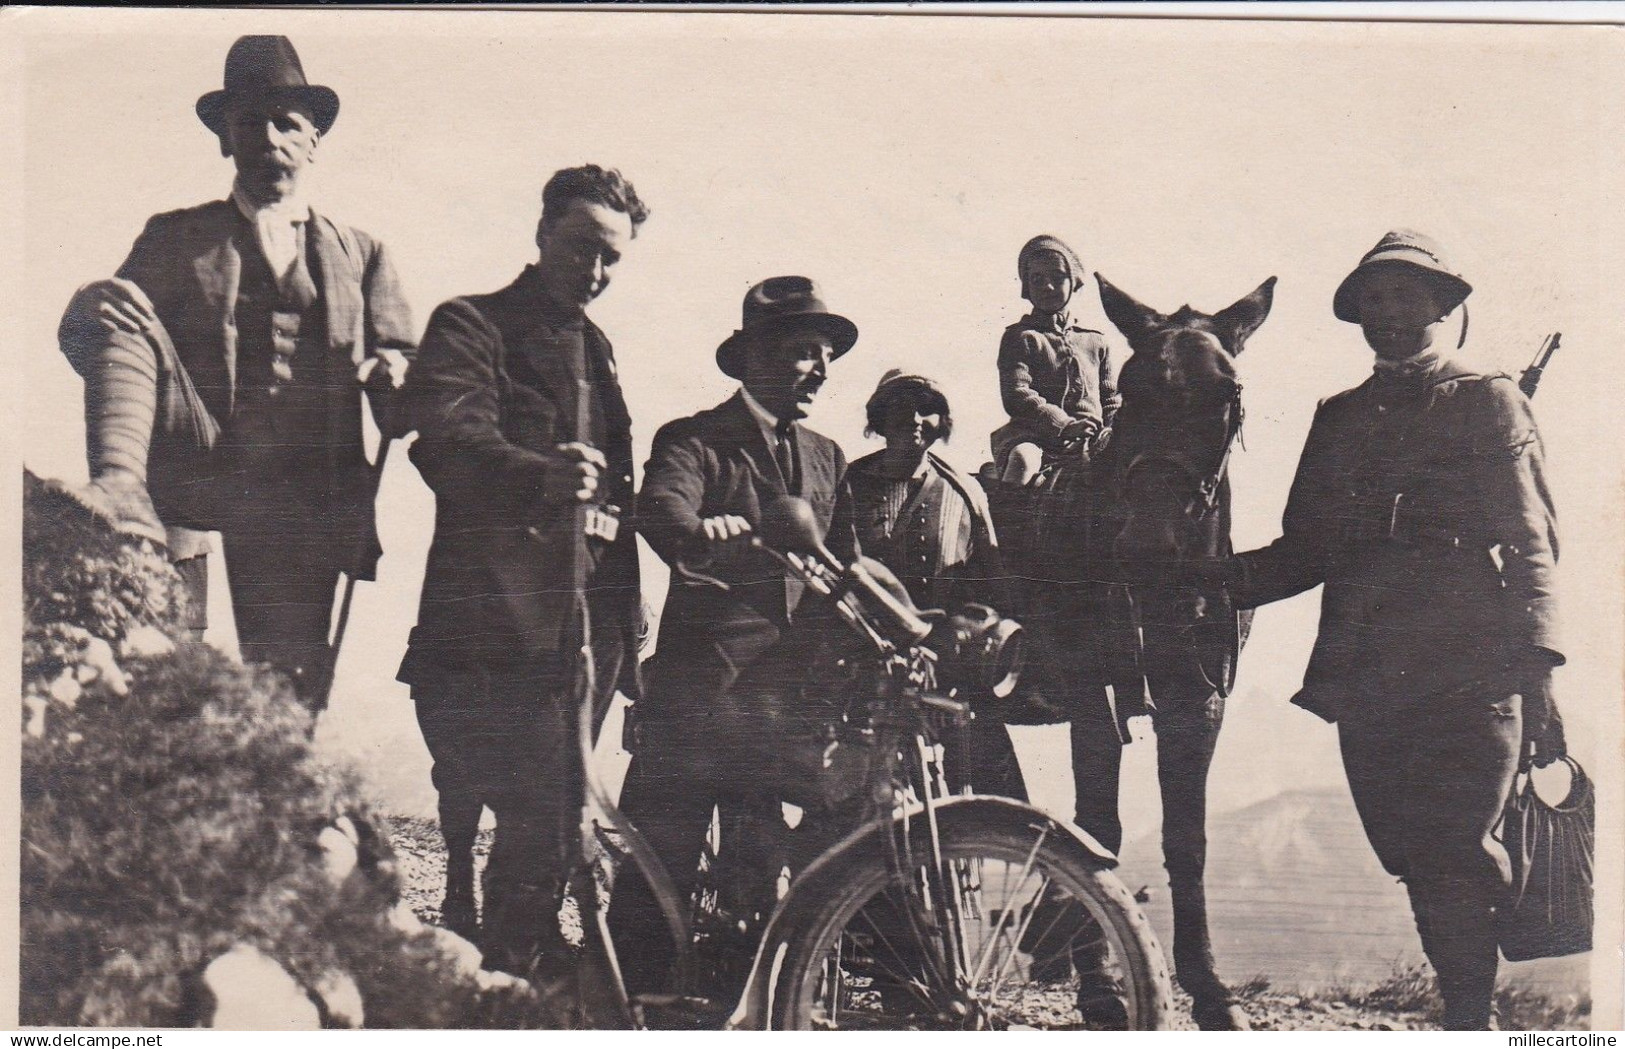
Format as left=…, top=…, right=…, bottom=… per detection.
left=775, top=419, right=799, bottom=493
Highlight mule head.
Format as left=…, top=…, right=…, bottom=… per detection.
left=1098, top=273, right=1275, bottom=400
left=1097, top=274, right=1276, bottom=570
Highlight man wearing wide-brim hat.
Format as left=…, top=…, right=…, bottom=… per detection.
left=1209, top=229, right=1564, bottom=1030
left=56, top=36, right=416, bottom=713
left=608, top=275, right=862, bottom=1001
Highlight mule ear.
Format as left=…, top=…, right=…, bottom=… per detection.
left=1211, top=276, right=1278, bottom=355
left=1097, top=273, right=1165, bottom=350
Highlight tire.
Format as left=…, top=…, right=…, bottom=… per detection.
left=769, top=812, right=1174, bottom=1030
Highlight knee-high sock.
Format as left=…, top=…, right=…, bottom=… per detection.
left=84, top=329, right=160, bottom=483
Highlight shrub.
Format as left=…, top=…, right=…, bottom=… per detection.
left=20, top=472, right=553, bottom=1028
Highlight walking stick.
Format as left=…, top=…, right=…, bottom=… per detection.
left=563, top=361, right=636, bottom=1027
left=310, top=435, right=392, bottom=716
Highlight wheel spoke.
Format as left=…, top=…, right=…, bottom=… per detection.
left=988, top=875, right=1051, bottom=1000
left=775, top=821, right=1170, bottom=1031
left=968, top=826, right=1050, bottom=985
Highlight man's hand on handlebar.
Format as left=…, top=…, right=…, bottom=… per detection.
left=700, top=514, right=753, bottom=545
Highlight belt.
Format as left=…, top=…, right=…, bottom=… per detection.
left=1385, top=492, right=1483, bottom=550
left=1337, top=492, right=1484, bottom=552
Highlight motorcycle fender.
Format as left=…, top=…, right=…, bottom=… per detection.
left=724, top=794, right=1118, bottom=1029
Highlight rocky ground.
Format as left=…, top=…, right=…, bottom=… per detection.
left=385, top=815, right=1588, bottom=1032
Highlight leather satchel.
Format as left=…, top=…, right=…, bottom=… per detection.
left=1498, top=755, right=1594, bottom=962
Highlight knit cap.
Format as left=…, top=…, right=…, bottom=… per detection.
left=1018, top=234, right=1085, bottom=298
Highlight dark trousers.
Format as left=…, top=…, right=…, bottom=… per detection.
left=412, top=660, right=585, bottom=976
left=611, top=713, right=762, bottom=997
left=166, top=509, right=346, bottom=713
left=90, top=322, right=352, bottom=711
left=610, top=698, right=1031, bottom=999
left=943, top=717, right=1028, bottom=800
left=1339, top=692, right=1522, bottom=1030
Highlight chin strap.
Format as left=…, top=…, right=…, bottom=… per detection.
left=1458, top=302, right=1470, bottom=348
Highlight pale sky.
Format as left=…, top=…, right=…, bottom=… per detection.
left=10, top=10, right=1623, bottom=882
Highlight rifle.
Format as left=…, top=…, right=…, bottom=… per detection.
left=1519, top=332, right=1561, bottom=400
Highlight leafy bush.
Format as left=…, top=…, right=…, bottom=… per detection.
left=20, top=472, right=553, bottom=1028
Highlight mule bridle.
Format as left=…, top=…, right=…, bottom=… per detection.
left=1119, top=386, right=1245, bottom=524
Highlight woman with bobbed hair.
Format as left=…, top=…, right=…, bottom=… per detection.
left=847, top=369, right=1019, bottom=790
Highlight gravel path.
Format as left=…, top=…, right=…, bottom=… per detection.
left=382, top=814, right=1448, bottom=1032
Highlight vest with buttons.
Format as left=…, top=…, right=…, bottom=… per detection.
left=226, top=222, right=336, bottom=487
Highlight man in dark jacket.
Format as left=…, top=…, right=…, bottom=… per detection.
left=1214, top=231, right=1563, bottom=1030
left=608, top=276, right=861, bottom=999
left=56, top=36, right=415, bottom=711
left=397, top=165, right=648, bottom=975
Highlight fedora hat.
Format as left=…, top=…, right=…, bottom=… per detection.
left=1333, top=229, right=1472, bottom=324
left=716, top=276, right=858, bottom=380
left=196, top=36, right=340, bottom=137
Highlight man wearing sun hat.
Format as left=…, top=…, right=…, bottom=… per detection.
left=608, top=275, right=862, bottom=1000
left=56, top=35, right=415, bottom=711
left=1209, top=230, right=1564, bottom=1030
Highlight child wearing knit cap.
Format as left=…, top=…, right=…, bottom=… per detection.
left=989, top=235, right=1122, bottom=483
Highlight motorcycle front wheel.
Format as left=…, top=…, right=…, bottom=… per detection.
left=769, top=814, right=1173, bottom=1030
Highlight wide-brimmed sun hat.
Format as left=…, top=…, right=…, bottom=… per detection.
left=1332, top=229, right=1472, bottom=324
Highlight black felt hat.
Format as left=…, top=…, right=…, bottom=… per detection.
left=716, top=276, right=859, bottom=380
left=196, top=36, right=340, bottom=137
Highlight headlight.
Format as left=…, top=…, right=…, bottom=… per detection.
left=929, top=603, right=1025, bottom=699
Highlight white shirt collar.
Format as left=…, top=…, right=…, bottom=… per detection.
left=231, top=180, right=312, bottom=225
left=739, top=385, right=783, bottom=442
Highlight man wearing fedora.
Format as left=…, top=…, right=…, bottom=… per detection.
left=608, top=275, right=861, bottom=1000
left=56, top=35, right=415, bottom=711
left=396, top=165, right=648, bottom=979
left=1202, top=231, right=1564, bottom=1030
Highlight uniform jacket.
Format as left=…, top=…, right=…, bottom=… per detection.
left=398, top=265, right=641, bottom=676
left=638, top=391, right=859, bottom=713
left=995, top=311, right=1122, bottom=451
left=1233, top=358, right=1561, bottom=722
left=847, top=449, right=1002, bottom=612
left=60, top=199, right=416, bottom=573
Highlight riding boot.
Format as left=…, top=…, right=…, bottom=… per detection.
left=1409, top=884, right=1500, bottom=1030
left=1013, top=895, right=1128, bottom=1028
left=439, top=796, right=483, bottom=943
left=1070, top=922, right=1130, bottom=1030
left=1169, top=875, right=1250, bottom=1031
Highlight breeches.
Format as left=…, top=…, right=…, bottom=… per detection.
left=1338, top=692, right=1522, bottom=1028
left=1338, top=693, right=1522, bottom=907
